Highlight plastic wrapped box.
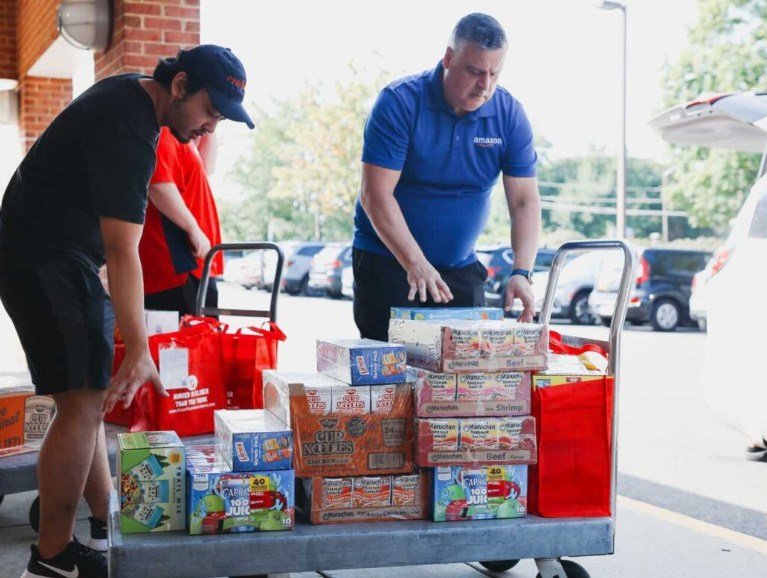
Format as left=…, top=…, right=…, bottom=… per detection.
left=298, top=472, right=429, bottom=524
left=415, top=416, right=537, bottom=467
left=412, top=367, right=531, bottom=417
left=214, top=409, right=293, bottom=471
left=389, top=319, right=548, bottom=373
left=263, top=371, right=414, bottom=477
left=390, top=307, right=504, bottom=321
left=432, top=465, right=527, bottom=522
left=316, top=339, right=407, bottom=385
left=532, top=354, right=606, bottom=388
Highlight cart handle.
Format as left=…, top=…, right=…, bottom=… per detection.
left=195, top=242, right=285, bottom=322
left=539, top=239, right=637, bottom=377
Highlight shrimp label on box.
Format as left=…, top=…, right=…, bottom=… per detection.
left=456, top=374, right=494, bottom=402
left=460, top=420, right=499, bottom=450
left=306, top=388, right=332, bottom=415
left=392, top=474, right=420, bottom=506
left=428, top=419, right=459, bottom=450
left=481, top=327, right=515, bottom=357
left=332, top=386, right=370, bottom=415
left=321, top=478, right=353, bottom=509
left=352, top=476, right=392, bottom=507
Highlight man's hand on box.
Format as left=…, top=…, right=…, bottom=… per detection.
left=406, top=258, right=454, bottom=304
left=505, top=275, right=535, bottom=322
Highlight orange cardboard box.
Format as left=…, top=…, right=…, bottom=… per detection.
left=0, top=390, right=27, bottom=451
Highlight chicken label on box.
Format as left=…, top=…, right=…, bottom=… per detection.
left=316, top=339, right=407, bottom=385
left=432, top=465, right=527, bottom=522
left=390, top=319, right=548, bottom=373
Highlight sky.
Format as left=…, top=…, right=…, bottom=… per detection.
left=201, top=0, right=700, bottom=195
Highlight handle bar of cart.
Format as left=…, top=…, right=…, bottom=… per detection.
left=195, top=242, right=285, bottom=322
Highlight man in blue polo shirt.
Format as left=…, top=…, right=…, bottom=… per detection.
left=353, top=12, right=541, bottom=340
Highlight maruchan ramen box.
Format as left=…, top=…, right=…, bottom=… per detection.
left=187, top=445, right=294, bottom=535
left=298, top=472, right=429, bottom=524
left=117, top=431, right=186, bottom=533
left=415, top=416, right=537, bottom=467
left=389, top=319, right=548, bottom=373
left=214, top=409, right=293, bottom=471
left=316, top=339, right=407, bottom=385
left=263, top=371, right=413, bottom=477
left=532, top=354, right=606, bottom=388
left=412, top=367, right=531, bottom=417
left=431, top=465, right=527, bottom=522
left=390, top=307, right=504, bottom=321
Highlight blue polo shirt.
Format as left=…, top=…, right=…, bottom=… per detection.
left=354, top=62, right=537, bottom=268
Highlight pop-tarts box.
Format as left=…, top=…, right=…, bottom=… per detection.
left=390, top=307, right=504, bottom=321
left=317, top=339, right=406, bottom=385
left=214, top=410, right=293, bottom=472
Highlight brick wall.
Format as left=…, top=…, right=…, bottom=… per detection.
left=20, top=76, right=73, bottom=151
left=0, top=0, right=16, bottom=81
left=17, top=0, right=59, bottom=79
left=96, top=0, right=201, bottom=80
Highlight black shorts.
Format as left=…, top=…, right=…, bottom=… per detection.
left=0, top=253, right=115, bottom=395
left=352, top=248, right=487, bottom=342
left=144, top=275, right=218, bottom=316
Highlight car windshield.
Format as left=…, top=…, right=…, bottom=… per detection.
left=296, top=244, right=324, bottom=257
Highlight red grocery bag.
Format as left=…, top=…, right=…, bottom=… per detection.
left=528, top=376, right=614, bottom=517
left=130, top=321, right=226, bottom=437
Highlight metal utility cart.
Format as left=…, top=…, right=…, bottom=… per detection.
left=106, top=239, right=636, bottom=578
left=0, top=242, right=285, bottom=533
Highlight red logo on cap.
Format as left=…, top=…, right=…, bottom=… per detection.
left=226, top=76, right=246, bottom=90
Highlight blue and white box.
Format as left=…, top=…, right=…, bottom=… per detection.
left=390, top=307, right=504, bottom=321
left=214, top=410, right=293, bottom=472
left=316, top=339, right=407, bottom=385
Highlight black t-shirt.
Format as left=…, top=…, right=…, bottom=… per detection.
left=0, top=74, right=160, bottom=271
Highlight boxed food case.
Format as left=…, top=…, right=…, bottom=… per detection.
left=316, top=339, right=406, bottom=385
left=532, top=354, right=606, bottom=388
left=0, top=381, right=55, bottom=456
left=298, top=472, right=429, bottom=524
left=187, top=445, right=294, bottom=535
left=214, top=409, right=293, bottom=471
left=263, top=371, right=413, bottom=477
left=415, top=416, right=537, bottom=467
left=412, top=367, right=531, bottom=417
left=390, top=307, right=504, bottom=321
left=432, top=465, right=527, bottom=522
left=389, top=319, right=548, bottom=373
left=117, top=431, right=186, bottom=533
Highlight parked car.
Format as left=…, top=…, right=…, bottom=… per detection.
left=281, top=242, right=326, bottom=295
left=650, top=91, right=767, bottom=452
left=222, top=250, right=262, bottom=290
left=341, top=264, right=354, bottom=299
left=509, top=250, right=609, bottom=324
left=480, top=246, right=557, bottom=311
left=308, top=244, right=353, bottom=298
left=589, top=247, right=710, bottom=331
left=688, top=244, right=734, bottom=331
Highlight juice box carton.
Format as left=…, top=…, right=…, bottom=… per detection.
left=299, top=472, right=429, bottom=524
left=317, top=339, right=407, bottom=385
left=431, top=465, right=527, bottom=522
left=390, top=307, right=504, bottom=321
left=532, top=354, right=606, bottom=388
left=117, top=431, right=186, bottom=533
left=187, top=446, right=294, bottom=535
left=264, top=371, right=414, bottom=477
left=214, top=409, right=293, bottom=471
left=389, top=319, right=548, bottom=373
left=415, top=416, right=537, bottom=467
left=412, top=367, right=531, bottom=418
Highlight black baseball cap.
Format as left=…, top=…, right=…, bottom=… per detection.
left=177, top=45, right=254, bottom=129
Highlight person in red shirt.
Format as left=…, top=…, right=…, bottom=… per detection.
left=139, top=127, right=224, bottom=314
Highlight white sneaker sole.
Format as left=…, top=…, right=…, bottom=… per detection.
left=21, top=570, right=52, bottom=578
left=87, top=537, right=108, bottom=552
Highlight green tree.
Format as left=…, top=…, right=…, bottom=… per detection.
left=661, top=0, right=767, bottom=231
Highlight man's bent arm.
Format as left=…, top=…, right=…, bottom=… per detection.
left=149, top=182, right=209, bottom=259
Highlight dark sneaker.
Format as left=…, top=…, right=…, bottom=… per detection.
left=21, top=540, right=107, bottom=578
left=746, top=440, right=767, bottom=462
left=86, top=516, right=108, bottom=553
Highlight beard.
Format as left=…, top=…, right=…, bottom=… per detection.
left=167, top=97, right=193, bottom=143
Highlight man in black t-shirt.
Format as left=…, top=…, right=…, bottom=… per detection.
left=0, top=45, right=254, bottom=578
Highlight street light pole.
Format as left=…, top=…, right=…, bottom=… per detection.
left=597, top=1, right=627, bottom=239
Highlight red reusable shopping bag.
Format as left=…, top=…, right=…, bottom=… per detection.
left=130, top=322, right=226, bottom=437
left=527, top=332, right=613, bottom=518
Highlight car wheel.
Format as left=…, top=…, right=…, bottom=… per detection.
left=299, top=274, right=310, bottom=295
left=569, top=291, right=596, bottom=325
left=600, top=316, right=612, bottom=327
left=651, top=298, right=680, bottom=332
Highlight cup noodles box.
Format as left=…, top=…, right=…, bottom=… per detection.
left=214, top=409, right=293, bottom=472
left=432, top=465, right=527, bottom=522
left=263, top=371, right=413, bottom=477
left=298, top=472, right=429, bottom=524
left=390, top=307, right=504, bottom=321
left=412, top=367, right=531, bottom=418
left=389, top=319, right=548, bottom=373
left=187, top=445, right=294, bottom=535
left=117, top=431, right=186, bottom=533
left=415, top=416, right=537, bottom=467
left=532, top=354, right=606, bottom=389
left=1, top=382, right=55, bottom=457
left=316, top=339, right=407, bottom=385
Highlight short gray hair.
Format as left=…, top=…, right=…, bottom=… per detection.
left=450, top=13, right=507, bottom=50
